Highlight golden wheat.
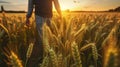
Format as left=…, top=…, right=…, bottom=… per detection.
left=9, top=51, right=23, bottom=67
left=49, top=48, right=58, bottom=67
left=91, top=43, right=98, bottom=61
left=71, top=41, right=82, bottom=67
left=0, top=12, right=120, bottom=67
left=40, top=56, right=49, bottom=67
left=25, top=42, right=34, bottom=67
left=26, top=43, right=34, bottom=59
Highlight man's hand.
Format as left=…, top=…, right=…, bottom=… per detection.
left=26, top=18, right=30, bottom=27
left=53, top=0, right=62, bottom=19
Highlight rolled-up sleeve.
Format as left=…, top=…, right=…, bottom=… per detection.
left=26, top=0, right=34, bottom=18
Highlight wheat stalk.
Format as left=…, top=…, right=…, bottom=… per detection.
left=0, top=23, right=9, bottom=35
left=91, top=43, right=98, bottom=61
left=71, top=41, right=82, bottom=67
left=25, top=43, right=34, bottom=67
left=105, top=53, right=118, bottom=67
left=74, top=23, right=87, bottom=44
left=80, top=43, right=94, bottom=52
left=50, top=21, right=59, bottom=36
left=40, top=56, right=49, bottom=67
left=49, top=48, right=58, bottom=67
left=0, top=30, right=5, bottom=38
left=26, top=43, right=34, bottom=59
left=65, top=20, right=72, bottom=41
left=57, top=54, right=63, bottom=67
left=10, top=51, right=23, bottom=67
left=42, top=24, right=50, bottom=53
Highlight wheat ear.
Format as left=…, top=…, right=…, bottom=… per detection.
left=71, top=41, right=82, bottom=67
left=25, top=43, right=34, bottom=67
left=49, top=48, right=58, bottom=67
left=40, top=56, right=49, bottom=67
left=10, top=51, right=23, bottom=67
left=91, top=43, right=98, bottom=61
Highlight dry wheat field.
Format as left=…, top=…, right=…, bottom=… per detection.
left=0, top=12, right=120, bottom=67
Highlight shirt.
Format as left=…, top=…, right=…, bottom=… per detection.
left=27, top=0, right=53, bottom=18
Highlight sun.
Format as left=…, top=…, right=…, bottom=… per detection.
left=60, top=2, right=75, bottom=10
left=60, top=5, right=73, bottom=11
left=53, top=5, right=71, bottom=11
left=53, top=0, right=77, bottom=11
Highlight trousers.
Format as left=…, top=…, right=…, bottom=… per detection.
left=27, top=15, right=51, bottom=67
left=35, top=15, right=51, bottom=38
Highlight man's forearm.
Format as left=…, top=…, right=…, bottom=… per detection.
left=57, top=7, right=62, bottom=17
left=26, top=0, right=34, bottom=18
left=53, top=0, right=62, bottom=17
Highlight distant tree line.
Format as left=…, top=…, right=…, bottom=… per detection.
left=0, top=11, right=26, bottom=13
left=0, top=5, right=26, bottom=13
left=109, top=6, right=120, bottom=12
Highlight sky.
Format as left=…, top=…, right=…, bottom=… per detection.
left=0, top=0, right=120, bottom=11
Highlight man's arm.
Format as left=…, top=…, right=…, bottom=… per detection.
left=26, top=0, right=34, bottom=19
left=26, top=0, right=34, bottom=26
left=53, top=0, right=62, bottom=17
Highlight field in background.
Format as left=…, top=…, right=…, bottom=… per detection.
left=0, top=12, right=120, bottom=67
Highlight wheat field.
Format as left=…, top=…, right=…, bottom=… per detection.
left=0, top=12, right=120, bottom=67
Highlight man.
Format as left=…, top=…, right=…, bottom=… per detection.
left=26, top=0, right=62, bottom=26
left=26, top=0, right=62, bottom=66
left=26, top=0, right=62, bottom=32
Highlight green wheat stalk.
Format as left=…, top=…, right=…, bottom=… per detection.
left=9, top=51, right=23, bottom=67
left=49, top=48, right=58, bottom=67
left=25, top=43, right=34, bottom=67
left=71, top=41, right=82, bottom=67
left=40, top=56, right=49, bottom=67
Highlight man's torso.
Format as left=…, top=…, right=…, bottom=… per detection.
left=34, top=0, right=53, bottom=18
